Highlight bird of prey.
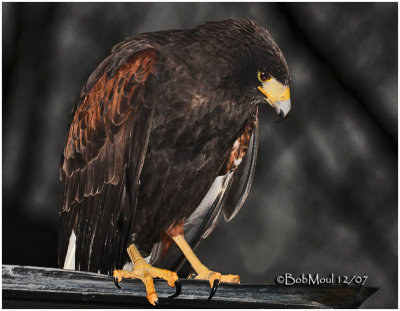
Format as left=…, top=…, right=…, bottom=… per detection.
left=58, top=18, right=290, bottom=306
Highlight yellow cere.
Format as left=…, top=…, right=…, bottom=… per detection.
left=257, top=77, right=290, bottom=106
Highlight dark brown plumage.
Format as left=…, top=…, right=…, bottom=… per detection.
left=58, top=18, right=290, bottom=277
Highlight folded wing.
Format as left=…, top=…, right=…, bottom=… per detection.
left=58, top=48, right=156, bottom=275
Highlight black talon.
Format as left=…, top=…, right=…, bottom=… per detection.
left=207, top=279, right=219, bottom=301
left=114, top=277, right=121, bottom=289
left=154, top=300, right=159, bottom=308
left=168, top=280, right=182, bottom=298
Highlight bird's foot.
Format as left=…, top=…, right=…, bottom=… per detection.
left=113, top=264, right=180, bottom=306
left=195, top=270, right=240, bottom=300
left=171, top=234, right=240, bottom=301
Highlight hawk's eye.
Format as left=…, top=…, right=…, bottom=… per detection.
left=258, top=71, right=270, bottom=83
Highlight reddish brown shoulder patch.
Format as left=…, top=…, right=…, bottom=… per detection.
left=64, top=49, right=155, bottom=171
left=223, top=116, right=257, bottom=174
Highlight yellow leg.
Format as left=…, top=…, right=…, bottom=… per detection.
left=113, top=244, right=179, bottom=306
left=171, top=234, right=240, bottom=287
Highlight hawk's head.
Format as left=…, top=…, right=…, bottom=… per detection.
left=195, top=19, right=291, bottom=120
left=250, top=20, right=291, bottom=120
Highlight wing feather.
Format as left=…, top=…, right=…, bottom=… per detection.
left=222, top=118, right=259, bottom=221
left=58, top=48, right=156, bottom=274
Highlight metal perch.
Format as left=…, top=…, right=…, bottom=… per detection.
left=2, top=265, right=378, bottom=308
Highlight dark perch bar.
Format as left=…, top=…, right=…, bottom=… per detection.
left=2, top=265, right=377, bottom=308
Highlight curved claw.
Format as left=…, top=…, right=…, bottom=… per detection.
left=114, top=277, right=121, bottom=289
left=154, top=300, right=159, bottom=308
left=207, top=279, right=219, bottom=301
left=168, top=280, right=182, bottom=298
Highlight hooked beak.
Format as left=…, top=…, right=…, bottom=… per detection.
left=257, top=78, right=291, bottom=120
left=275, top=98, right=291, bottom=122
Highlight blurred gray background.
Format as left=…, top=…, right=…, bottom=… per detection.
left=3, top=3, right=397, bottom=308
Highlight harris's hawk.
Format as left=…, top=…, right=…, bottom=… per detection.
left=58, top=19, right=290, bottom=305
